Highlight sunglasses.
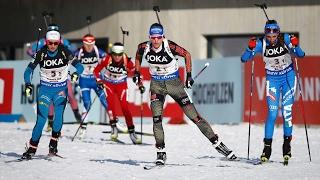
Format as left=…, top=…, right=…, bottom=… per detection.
left=112, top=53, right=123, bottom=56
left=265, top=28, right=279, bottom=34
left=47, top=41, right=59, bottom=46
left=150, top=35, right=163, bottom=40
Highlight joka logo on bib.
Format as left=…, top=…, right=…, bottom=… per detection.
left=43, top=58, right=64, bottom=67
left=146, top=55, right=168, bottom=63
left=266, top=47, right=285, bottom=56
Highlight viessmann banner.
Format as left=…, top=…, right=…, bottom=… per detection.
left=243, top=56, right=320, bottom=125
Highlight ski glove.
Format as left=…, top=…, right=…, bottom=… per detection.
left=133, top=71, right=141, bottom=85
left=248, top=37, right=257, bottom=50
left=96, top=80, right=104, bottom=90
left=139, top=85, right=146, bottom=94
left=71, top=72, right=79, bottom=83
left=185, top=72, right=194, bottom=88
left=25, top=83, right=33, bottom=97
left=290, top=35, right=299, bottom=47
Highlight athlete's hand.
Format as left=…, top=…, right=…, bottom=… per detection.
left=290, top=35, right=299, bottom=47
left=185, top=72, right=194, bottom=89
left=71, top=72, right=79, bottom=83
left=139, top=85, right=145, bottom=94
left=96, top=80, right=104, bottom=90
left=25, top=83, right=33, bottom=97
left=133, top=71, right=141, bottom=85
left=248, top=37, right=257, bottom=50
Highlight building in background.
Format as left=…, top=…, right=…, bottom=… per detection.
left=0, top=0, right=319, bottom=60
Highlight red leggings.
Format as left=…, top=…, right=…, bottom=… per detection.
left=104, top=81, right=133, bottom=127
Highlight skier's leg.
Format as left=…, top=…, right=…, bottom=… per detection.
left=24, top=87, right=52, bottom=158
left=46, top=103, right=54, bottom=132
left=104, top=83, right=119, bottom=139
left=67, top=80, right=81, bottom=122
left=150, top=80, right=168, bottom=164
left=261, top=80, right=281, bottom=161
left=50, top=88, right=67, bottom=154
left=281, top=72, right=296, bottom=158
left=167, top=78, right=236, bottom=159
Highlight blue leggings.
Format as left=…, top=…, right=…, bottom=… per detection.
left=264, top=70, right=297, bottom=139
left=31, top=86, right=67, bottom=142
left=79, top=76, right=108, bottom=111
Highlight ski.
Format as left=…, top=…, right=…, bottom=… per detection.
left=48, top=153, right=65, bottom=159
left=102, top=130, right=154, bottom=137
left=143, top=164, right=165, bottom=170
left=111, top=138, right=126, bottom=144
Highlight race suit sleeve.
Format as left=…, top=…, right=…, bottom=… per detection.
left=126, top=55, right=135, bottom=77
left=93, top=55, right=110, bottom=81
left=24, top=49, right=42, bottom=84
left=241, top=39, right=263, bottom=62
left=283, top=33, right=305, bottom=57
left=168, top=40, right=192, bottom=73
left=66, top=47, right=84, bottom=74
left=135, top=42, right=146, bottom=72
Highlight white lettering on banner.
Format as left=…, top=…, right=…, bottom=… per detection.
left=146, top=55, right=168, bottom=62
left=192, top=82, right=234, bottom=104
left=0, top=78, right=4, bottom=104
left=256, top=77, right=266, bottom=101
left=43, top=59, right=64, bottom=67
left=266, top=47, right=284, bottom=56
left=316, top=77, right=320, bottom=101
left=304, top=77, right=314, bottom=101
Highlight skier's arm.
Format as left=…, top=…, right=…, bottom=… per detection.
left=241, top=39, right=263, bottom=62
left=284, top=33, right=305, bottom=57
left=126, top=55, right=135, bottom=77
left=24, top=52, right=42, bottom=84
left=169, top=41, right=192, bottom=73
left=135, top=43, right=145, bottom=73
left=93, top=55, right=109, bottom=81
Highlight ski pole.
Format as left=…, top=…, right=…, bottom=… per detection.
left=71, top=94, right=98, bottom=141
left=153, top=6, right=161, bottom=24
left=194, top=62, right=210, bottom=80
left=294, top=57, right=311, bottom=162
left=140, top=89, right=143, bottom=142
left=254, top=3, right=270, bottom=21
left=247, top=60, right=255, bottom=159
left=120, top=26, right=129, bottom=46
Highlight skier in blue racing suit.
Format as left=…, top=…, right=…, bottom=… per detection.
left=22, top=28, right=84, bottom=159
left=241, top=20, right=305, bottom=162
left=74, top=34, right=108, bottom=132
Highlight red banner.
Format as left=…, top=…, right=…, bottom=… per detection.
left=111, top=67, right=185, bottom=124
left=244, top=56, right=320, bottom=124
left=0, top=69, right=14, bottom=113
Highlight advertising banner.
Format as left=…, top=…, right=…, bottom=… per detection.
left=243, top=56, right=320, bottom=125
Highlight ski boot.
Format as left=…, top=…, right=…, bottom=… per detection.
left=49, top=132, right=60, bottom=155
left=110, top=120, right=118, bottom=140
left=79, top=123, right=88, bottom=139
left=21, top=140, right=38, bottom=160
left=155, top=147, right=167, bottom=165
left=128, top=126, right=142, bottom=144
left=46, top=116, right=54, bottom=132
left=283, top=136, right=292, bottom=166
left=213, top=140, right=237, bottom=160
left=260, top=138, right=272, bottom=162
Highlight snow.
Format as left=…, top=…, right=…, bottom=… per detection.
left=1, top=122, right=320, bottom=180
